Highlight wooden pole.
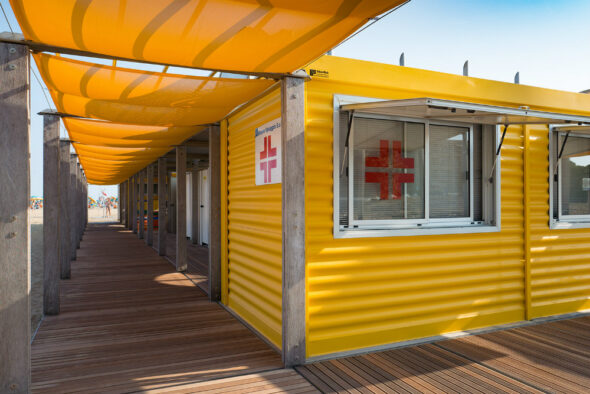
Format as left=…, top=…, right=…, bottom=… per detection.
left=77, top=164, right=83, bottom=244
left=118, top=184, right=122, bottom=223
left=59, top=141, right=71, bottom=279
left=43, top=114, right=61, bottom=315
left=209, top=125, right=221, bottom=301
left=146, top=164, right=154, bottom=246
left=176, top=146, right=187, bottom=271
left=76, top=164, right=82, bottom=247
left=191, top=169, right=199, bottom=245
left=69, top=154, right=77, bottom=260
left=131, top=174, right=137, bottom=234
left=127, top=178, right=132, bottom=230
left=138, top=169, right=145, bottom=239
left=0, top=41, right=31, bottom=394
left=281, top=76, right=306, bottom=367
left=158, top=158, right=167, bottom=256
left=123, top=181, right=128, bottom=226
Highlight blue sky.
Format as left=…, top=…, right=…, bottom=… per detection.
left=1, top=0, right=589, bottom=200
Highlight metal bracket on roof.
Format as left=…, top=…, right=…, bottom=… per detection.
left=37, top=109, right=82, bottom=118
left=488, top=124, right=508, bottom=183
left=0, top=32, right=300, bottom=80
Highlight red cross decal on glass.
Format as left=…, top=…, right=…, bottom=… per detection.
left=259, top=135, right=278, bottom=183
left=365, top=140, right=414, bottom=200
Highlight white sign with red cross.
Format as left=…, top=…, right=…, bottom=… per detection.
left=255, top=118, right=282, bottom=186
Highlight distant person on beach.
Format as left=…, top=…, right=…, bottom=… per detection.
left=105, top=199, right=111, bottom=217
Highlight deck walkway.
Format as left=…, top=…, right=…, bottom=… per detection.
left=31, top=223, right=590, bottom=393
left=31, top=223, right=314, bottom=393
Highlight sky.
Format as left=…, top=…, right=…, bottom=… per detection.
left=1, top=0, right=589, bottom=200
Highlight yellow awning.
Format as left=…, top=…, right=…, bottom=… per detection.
left=13, top=0, right=406, bottom=74
left=35, top=53, right=274, bottom=126
left=64, top=118, right=202, bottom=148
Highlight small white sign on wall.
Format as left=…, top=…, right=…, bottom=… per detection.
left=255, top=118, right=282, bottom=185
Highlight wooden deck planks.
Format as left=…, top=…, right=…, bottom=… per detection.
left=298, top=316, right=590, bottom=393
left=148, top=369, right=319, bottom=393
left=31, top=223, right=283, bottom=394
left=152, top=230, right=209, bottom=293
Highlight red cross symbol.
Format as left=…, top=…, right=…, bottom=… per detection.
left=365, top=140, right=414, bottom=200
left=260, top=135, right=277, bottom=183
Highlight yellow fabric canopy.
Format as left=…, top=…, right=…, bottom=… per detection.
left=64, top=118, right=203, bottom=148
left=13, top=0, right=406, bottom=74
left=35, top=53, right=274, bottom=126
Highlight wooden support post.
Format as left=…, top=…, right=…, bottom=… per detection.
left=83, top=174, right=87, bottom=226
left=0, top=41, right=31, bottom=394
left=146, top=164, right=154, bottom=246
left=118, top=184, right=122, bottom=223
left=158, top=158, right=167, bottom=256
left=176, top=146, right=187, bottom=271
left=127, top=178, right=132, bottom=230
left=69, top=154, right=77, bottom=260
left=121, top=182, right=127, bottom=226
left=138, top=169, right=145, bottom=239
left=76, top=164, right=82, bottom=247
left=191, top=169, right=199, bottom=245
left=131, top=174, right=138, bottom=234
left=77, top=164, right=83, bottom=244
left=209, top=125, right=222, bottom=301
left=281, top=76, right=306, bottom=367
left=59, top=141, right=71, bottom=279
left=43, top=114, right=61, bottom=315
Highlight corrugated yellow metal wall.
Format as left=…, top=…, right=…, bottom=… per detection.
left=527, top=125, right=590, bottom=318
left=226, top=87, right=282, bottom=349
left=302, top=56, right=590, bottom=359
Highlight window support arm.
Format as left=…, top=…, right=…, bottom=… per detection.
left=488, top=124, right=508, bottom=183
left=340, top=110, right=355, bottom=176
left=553, top=131, right=570, bottom=180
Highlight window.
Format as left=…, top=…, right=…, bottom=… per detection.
left=334, top=97, right=501, bottom=238
left=550, top=128, right=590, bottom=228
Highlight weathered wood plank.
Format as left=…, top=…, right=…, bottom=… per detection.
left=209, top=125, right=221, bottom=301
left=0, top=41, right=31, bottom=394
left=59, top=140, right=71, bottom=279
left=176, top=146, right=187, bottom=271
left=146, top=164, right=154, bottom=246
left=158, top=158, right=167, bottom=256
left=138, top=169, right=145, bottom=240
left=43, top=114, right=61, bottom=315
left=281, top=76, right=306, bottom=367
left=69, top=154, right=78, bottom=260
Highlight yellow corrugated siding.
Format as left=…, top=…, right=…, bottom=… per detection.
left=303, top=57, right=535, bottom=358
left=227, top=87, right=282, bottom=348
left=528, top=125, right=590, bottom=318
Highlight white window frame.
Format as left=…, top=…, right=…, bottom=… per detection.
left=333, top=94, right=502, bottom=239
left=549, top=128, right=590, bottom=229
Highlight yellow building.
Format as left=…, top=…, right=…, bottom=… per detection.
left=220, top=55, right=590, bottom=361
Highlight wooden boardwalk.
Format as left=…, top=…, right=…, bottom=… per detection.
left=152, top=230, right=209, bottom=294
left=31, top=223, right=590, bottom=393
left=298, top=316, right=590, bottom=393
left=31, top=223, right=309, bottom=393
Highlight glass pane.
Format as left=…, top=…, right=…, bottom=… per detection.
left=560, top=135, right=590, bottom=216
left=352, top=118, right=425, bottom=221
left=429, top=124, right=470, bottom=218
